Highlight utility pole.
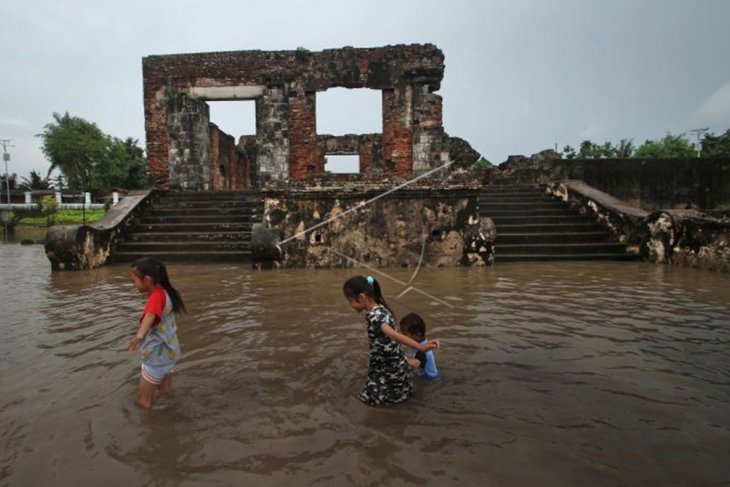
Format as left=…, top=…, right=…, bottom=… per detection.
left=689, top=128, right=709, bottom=158
left=1, top=139, right=15, bottom=242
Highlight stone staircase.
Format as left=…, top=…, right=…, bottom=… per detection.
left=112, top=191, right=263, bottom=263
left=479, top=185, right=636, bottom=262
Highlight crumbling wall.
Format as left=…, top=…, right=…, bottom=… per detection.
left=210, top=123, right=248, bottom=190
left=142, top=44, right=471, bottom=189
left=499, top=152, right=730, bottom=210
left=318, top=134, right=383, bottom=175
left=644, top=210, right=730, bottom=272
left=44, top=191, right=155, bottom=271
left=167, top=94, right=211, bottom=190
left=261, top=189, right=493, bottom=268
left=545, top=179, right=730, bottom=272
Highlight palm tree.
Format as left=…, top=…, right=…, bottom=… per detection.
left=19, top=170, right=51, bottom=190
left=615, top=138, right=635, bottom=158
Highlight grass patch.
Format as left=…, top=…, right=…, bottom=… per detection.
left=20, top=209, right=107, bottom=227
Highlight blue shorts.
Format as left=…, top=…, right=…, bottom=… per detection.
left=141, top=362, right=175, bottom=385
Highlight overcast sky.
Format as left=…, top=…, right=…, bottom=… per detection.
left=1, top=0, right=729, bottom=179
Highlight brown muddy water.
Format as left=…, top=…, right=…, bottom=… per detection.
left=1, top=244, right=729, bottom=486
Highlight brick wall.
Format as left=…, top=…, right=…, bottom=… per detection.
left=142, top=44, right=448, bottom=188
left=289, top=92, right=319, bottom=180
left=382, top=88, right=414, bottom=175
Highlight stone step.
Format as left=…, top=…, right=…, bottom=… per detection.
left=112, top=250, right=253, bottom=263
left=133, top=222, right=254, bottom=232
left=497, top=242, right=628, bottom=255
left=162, top=191, right=262, bottom=200
left=117, top=241, right=251, bottom=252
left=154, top=200, right=262, bottom=209
left=495, top=222, right=604, bottom=233
left=479, top=194, right=555, bottom=202
left=127, top=231, right=252, bottom=242
left=146, top=207, right=260, bottom=217
left=497, top=231, right=611, bottom=244
left=479, top=185, right=538, bottom=193
left=496, top=253, right=640, bottom=262
left=141, top=215, right=259, bottom=224
left=480, top=201, right=567, bottom=211
left=491, top=214, right=589, bottom=225
left=482, top=208, right=574, bottom=217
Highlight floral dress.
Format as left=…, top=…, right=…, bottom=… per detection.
left=359, top=305, right=413, bottom=406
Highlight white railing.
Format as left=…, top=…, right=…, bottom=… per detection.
left=0, top=191, right=120, bottom=210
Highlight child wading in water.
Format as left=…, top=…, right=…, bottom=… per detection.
left=343, top=275, right=439, bottom=406
left=400, top=313, right=439, bottom=380
left=128, top=258, right=185, bottom=409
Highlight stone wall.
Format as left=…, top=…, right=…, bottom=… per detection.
left=499, top=152, right=730, bottom=210
left=546, top=180, right=730, bottom=272
left=44, top=191, right=155, bottom=271
left=645, top=210, right=730, bottom=272
left=260, top=188, right=494, bottom=268
left=318, top=134, right=383, bottom=175
left=142, top=44, right=477, bottom=189
left=210, top=124, right=250, bottom=190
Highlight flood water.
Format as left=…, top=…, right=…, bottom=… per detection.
left=1, top=244, right=729, bottom=486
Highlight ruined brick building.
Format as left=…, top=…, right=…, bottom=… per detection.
left=142, top=44, right=479, bottom=190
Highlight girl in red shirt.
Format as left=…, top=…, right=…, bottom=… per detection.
left=128, top=258, right=186, bottom=409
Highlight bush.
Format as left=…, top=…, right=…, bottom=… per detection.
left=470, top=157, right=493, bottom=171
left=19, top=209, right=105, bottom=227
left=40, top=195, right=59, bottom=226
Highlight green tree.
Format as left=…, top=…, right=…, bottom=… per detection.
left=615, top=138, right=635, bottom=158
left=578, top=140, right=602, bottom=158
left=18, top=170, right=51, bottom=190
left=700, top=129, right=730, bottom=157
left=92, top=137, right=149, bottom=191
left=38, top=112, right=150, bottom=195
left=562, top=145, right=576, bottom=159
left=38, top=112, right=108, bottom=191
left=0, top=173, right=17, bottom=191
left=634, top=133, right=695, bottom=158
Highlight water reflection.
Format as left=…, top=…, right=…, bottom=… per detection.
left=1, top=244, right=729, bottom=485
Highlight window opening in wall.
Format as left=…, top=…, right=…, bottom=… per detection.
left=325, top=154, right=360, bottom=174
left=208, top=100, right=257, bottom=139
left=316, top=88, right=381, bottom=135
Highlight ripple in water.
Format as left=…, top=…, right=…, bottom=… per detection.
left=1, top=247, right=729, bottom=485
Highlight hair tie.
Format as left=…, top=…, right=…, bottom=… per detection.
left=366, top=275, right=374, bottom=285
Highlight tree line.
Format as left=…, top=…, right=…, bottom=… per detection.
left=2, top=112, right=150, bottom=195
left=561, top=129, right=730, bottom=159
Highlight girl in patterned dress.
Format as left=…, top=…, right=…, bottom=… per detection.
left=128, top=258, right=186, bottom=409
left=343, top=275, right=440, bottom=406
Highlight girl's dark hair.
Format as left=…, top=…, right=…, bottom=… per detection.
left=343, top=275, right=392, bottom=315
left=131, top=258, right=186, bottom=313
left=400, top=313, right=426, bottom=337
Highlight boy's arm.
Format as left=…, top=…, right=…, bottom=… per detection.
left=381, top=324, right=440, bottom=352
left=128, top=312, right=157, bottom=352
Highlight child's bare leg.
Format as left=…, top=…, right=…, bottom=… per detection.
left=135, top=376, right=157, bottom=409
left=159, top=373, right=173, bottom=394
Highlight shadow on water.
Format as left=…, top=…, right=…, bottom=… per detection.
left=1, top=245, right=729, bottom=485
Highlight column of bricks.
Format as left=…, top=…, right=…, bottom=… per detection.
left=382, top=88, right=414, bottom=176
left=288, top=92, right=319, bottom=180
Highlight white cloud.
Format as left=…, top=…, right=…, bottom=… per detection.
left=694, top=82, right=730, bottom=126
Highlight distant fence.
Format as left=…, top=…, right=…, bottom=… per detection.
left=0, top=191, right=121, bottom=210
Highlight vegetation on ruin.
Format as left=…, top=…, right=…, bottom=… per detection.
left=37, top=112, right=150, bottom=195
left=470, top=157, right=493, bottom=171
